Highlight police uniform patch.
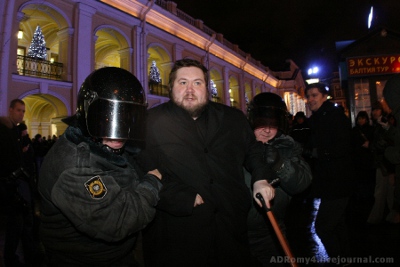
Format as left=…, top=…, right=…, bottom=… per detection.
left=84, top=175, right=107, bottom=199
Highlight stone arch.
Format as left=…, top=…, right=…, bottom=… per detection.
left=229, top=75, right=240, bottom=108
left=18, top=2, right=72, bottom=80
left=18, top=3, right=70, bottom=52
left=18, top=1, right=72, bottom=29
left=209, top=67, right=223, bottom=103
left=147, top=43, right=172, bottom=97
left=94, top=26, right=130, bottom=69
left=244, top=82, right=252, bottom=104
left=147, top=43, right=172, bottom=82
left=19, top=91, right=69, bottom=138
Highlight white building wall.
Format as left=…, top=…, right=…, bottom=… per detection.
left=1, top=0, right=305, bottom=122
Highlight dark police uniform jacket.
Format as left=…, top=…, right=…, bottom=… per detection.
left=38, top=126, right=162, bottom=266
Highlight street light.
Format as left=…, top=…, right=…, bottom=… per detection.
left=306, top=66, right=320, bottom=84
left=308, top=66, right=319, bottom=76
left=18, top=29, right=23, bottom=40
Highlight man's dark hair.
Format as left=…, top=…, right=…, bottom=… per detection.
left=168, top=58, right=208, bottom=91
left=305, top=83, right=329, bottom=96
left=9, top=98, right=25, bottom=108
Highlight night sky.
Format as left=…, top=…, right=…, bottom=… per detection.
left=171, top=0, right=400, bottom=78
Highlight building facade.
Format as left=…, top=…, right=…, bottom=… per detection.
left=1, top=0, right=306, bottom=138
left=338, top=27, right=400, bottom=125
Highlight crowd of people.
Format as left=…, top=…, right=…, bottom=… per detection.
left=1, top=60, right=399, bottom=267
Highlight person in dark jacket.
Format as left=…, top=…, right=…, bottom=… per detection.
left=32, top=133, right=49, bottom=179
left=245, top=93, right=312, bottom=266
left=139, top=58, right=275, bottom=267
left=289, top=111, right=311, bottom=147
left=351, top=111, right=375, bottom=200
left=367, top=101, right=398, bottom=224
left=304, top=83, right=355, bottom=259
left=0, top=99, right=38, bottom=267
left=37, top=67, right=162, bottom=266
left=17, top=123, right=35, bottom=181
left=381, top=74, right=400, bottom=223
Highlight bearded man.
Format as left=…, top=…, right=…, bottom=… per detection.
left=139, top=58, right=275, bottom=267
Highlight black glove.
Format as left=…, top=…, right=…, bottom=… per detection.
left=263, top=144, right=284, bottom=172
left=12, top=167, right=30, bottom=181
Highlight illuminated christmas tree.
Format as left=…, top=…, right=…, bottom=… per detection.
left=27, top=25, right=47, bottom=60
left=149, top=60, right=161, bottom=83
left=210, top=80, right=218, bottom=97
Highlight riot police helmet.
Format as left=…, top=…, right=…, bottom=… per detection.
left=63, top=67, right=147, bottom=142
left=247, top=92, right=289, bottom=133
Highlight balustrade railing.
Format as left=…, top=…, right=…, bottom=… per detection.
left=149, top=82, right=169, bottom=97
left=17, top=55, right=63, bottom=80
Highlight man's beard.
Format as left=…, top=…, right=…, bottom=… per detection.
left=172, top=93, right=208, bottom=119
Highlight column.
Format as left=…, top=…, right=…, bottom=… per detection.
left=133, top=25, right=148, bottom=88
left=75, top=3, right=96, bottom=97
left=239, top=72, right=246, bottom=112
left=57, top=27, right=74, bottom=81
left=223, top=66, right=230, bottom=106
left=0, top=0, right=17, bottom=114
left=173, top=44, right=184, bottom=62
left=118, top=47, right=133, bottom=71
left=251, top=80, right=257, bottom=98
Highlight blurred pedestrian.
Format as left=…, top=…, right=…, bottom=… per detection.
left=381, top=74, right=400, bottom=223
left=367, top=101, right=398, bottom=224
left=0, top=99, right=38, bottom=267
left=304, top=83, right=355, bottom=259
left=17, top=123, right=35, bottom=183
left=32, top=134, right=48, bottom=180
left=289, top=111, right=311, bottom=149
left=351, top=111, right=375, bottom=200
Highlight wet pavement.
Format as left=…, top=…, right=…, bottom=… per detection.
left=285, top=194, right=400, bottom=266
left=1, top=192, right=399, bottom=266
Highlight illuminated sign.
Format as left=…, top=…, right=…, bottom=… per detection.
left=347, top=55, right=400, bottom=76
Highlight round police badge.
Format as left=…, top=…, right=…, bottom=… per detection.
left=84, top=175, right=107, bottom=199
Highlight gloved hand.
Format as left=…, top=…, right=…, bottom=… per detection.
left=264, top=144, right=284, bottom=172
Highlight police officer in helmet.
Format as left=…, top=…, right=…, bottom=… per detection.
left=246, top=92, right=312, bottom=266
left=38, top=67, right=162, bottom=266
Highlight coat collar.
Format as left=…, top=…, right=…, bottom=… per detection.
left=166, top=101, right=224, bottom=145
left=64, top=126, right=128, bottom=166
left=312, top=101, right=335, bottom=116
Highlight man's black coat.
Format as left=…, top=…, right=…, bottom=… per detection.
left=308, top=101, right=355, bottom=199
left=140, top=101, right=267, bottom=266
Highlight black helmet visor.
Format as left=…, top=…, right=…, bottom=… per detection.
left=86, top=98, right=146, bottom=141
left=250, top=106, right=289, bottom=132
